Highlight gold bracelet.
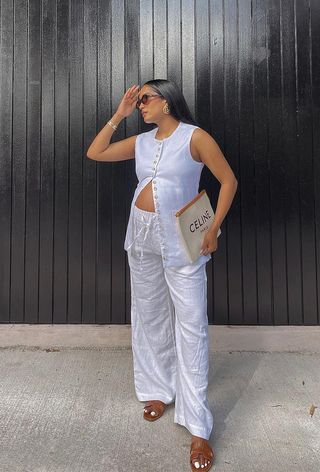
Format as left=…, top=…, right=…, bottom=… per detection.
left=107, top=120, right=118, bottom=131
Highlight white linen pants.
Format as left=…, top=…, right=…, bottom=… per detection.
left=127, top=204, right=214, bottom=440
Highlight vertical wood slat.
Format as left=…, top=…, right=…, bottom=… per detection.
left=268, top=0, right=287, bottom=325
left=224, top=0, right=242, bottom=324
left=295, top=0, right=317, bottom=324
left=239, top=0, right=258, bottom=325
left=208, top=0, right=229, bottom=324
left=254, top=0, right=273, bottom=324
left=311, top=0, right=320, bottom=324
left=39, top=0, right=55, bottom=323
left=83, top=0, right=98, bottom=323
left=11, top=0, right=28, bottom=322
left=124, top=0, right=140, bottom=324
left=53, top=0, right=69, bottom=323
left=68, top=0, right=84, bottom=323
left=282, top=0, right=304, bottom=324
left=110, top=0, right=126, bottom=324
left=25, top=0, right=41, bottom=323
left=196, top=0, right=215, bottom=321
left=96, top=0, right=112, bottom=324
left=0, top=0, right=319, bottom=325
left=0, top=0, right=13, bottom=322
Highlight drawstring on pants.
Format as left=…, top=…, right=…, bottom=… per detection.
left=126, top=215, right=153, bottom=271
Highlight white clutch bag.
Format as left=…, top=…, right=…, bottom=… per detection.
left=175, top=189, right=221, bottom=263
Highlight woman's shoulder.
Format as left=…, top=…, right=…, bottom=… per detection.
left=180, top=122, right=205, bottom=136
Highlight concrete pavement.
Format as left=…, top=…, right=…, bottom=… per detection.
left=0, top=324, right=319, bottom=472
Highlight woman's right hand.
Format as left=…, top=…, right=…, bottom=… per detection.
left=117, top=85, right=140, bottom=118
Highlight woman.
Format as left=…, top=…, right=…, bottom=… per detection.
left=87, top=79, right=238, bottom=471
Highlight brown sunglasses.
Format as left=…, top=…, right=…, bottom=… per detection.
left=136, top=93, right=162, bottom=109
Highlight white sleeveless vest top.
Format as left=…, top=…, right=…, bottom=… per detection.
left=124, top=120, right=212, bottom=267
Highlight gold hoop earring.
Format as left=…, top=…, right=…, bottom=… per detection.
left=163, top=103, right=170, bottom=114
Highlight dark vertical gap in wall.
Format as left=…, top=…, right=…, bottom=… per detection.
left=122, top=0, right=126, bottom=324
left=24, top=0, right=29, bottom=322
left=222, top=0, right=230, bottom=322
left=110, top=0, right=113, bottom=319
left=9, top=0, right=15, bottom=322
left=95, top=0, right=98, bottom=324
left=252, top=0, right=259, bottom=324
left=123, top=0, right=126, bottom=325
left=81, top=0, right=84, bottom=323
left=293, top=0, right=304, bottom=324
left=236, top=0, right=242, bottom=323
left=52, top=0, right=56, bottom=323
left=67, top=0, right=70, bottom=323
left=124, top=0, right=129, bottom=324
left=208, top=0, right=211, bottom=317
left=38, top=0, right=43, bottom=323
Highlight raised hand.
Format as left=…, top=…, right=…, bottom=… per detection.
left=117, top=85, right=140, bottom=118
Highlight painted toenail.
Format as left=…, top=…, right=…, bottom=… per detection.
left=194, top=462, right=200, bottom=469
left=201, top=465, right=204, bottom=469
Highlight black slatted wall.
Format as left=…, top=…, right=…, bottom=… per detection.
left=0, top=0, right=319, bottom=324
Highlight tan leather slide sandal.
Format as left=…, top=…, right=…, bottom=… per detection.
left=143, top=400, right=166, bottom=421
left=190, top=437, right=214, bottom=471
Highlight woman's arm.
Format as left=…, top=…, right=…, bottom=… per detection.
left=86, top=111, right=124, bottom=159
left=192, top=128, right=238, bottom=234
left=87, top=85, right=140, bottom=161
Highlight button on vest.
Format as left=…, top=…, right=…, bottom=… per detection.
left=124, top=121, right=212, bottom=267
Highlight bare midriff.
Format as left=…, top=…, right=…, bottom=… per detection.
left=134, top=180, right=156, bottom=212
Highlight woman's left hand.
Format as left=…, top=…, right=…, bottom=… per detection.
left=200, top=228, right=219, bottom=256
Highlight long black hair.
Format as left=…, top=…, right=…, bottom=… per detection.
left=143, top=79, right=200, bottom=127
